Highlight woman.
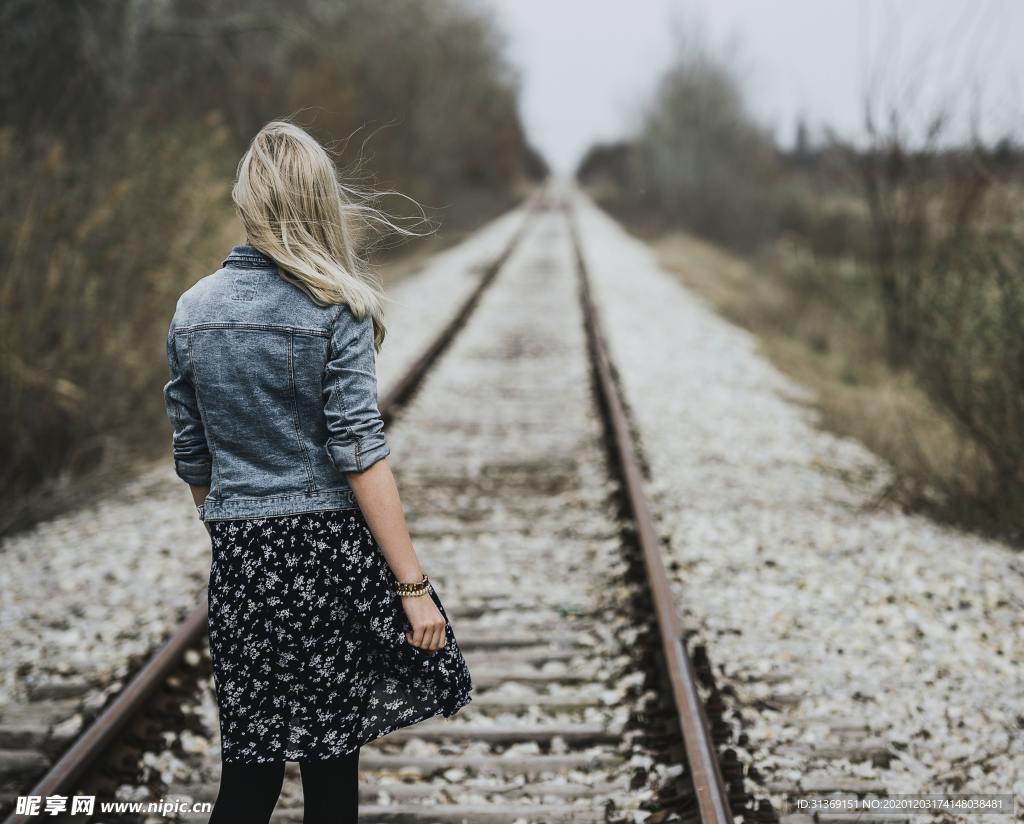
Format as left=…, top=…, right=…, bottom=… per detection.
left=163, top=120, right=473, bottom=823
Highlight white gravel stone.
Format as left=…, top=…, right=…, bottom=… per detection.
left=572, top=188, right=1024, bottom=821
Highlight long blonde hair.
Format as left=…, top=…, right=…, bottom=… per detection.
left=232, top=120, right=428, bottom=350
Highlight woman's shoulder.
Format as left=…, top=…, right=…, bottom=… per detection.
left=171, top=268, right=226, bottom=320
left=325, top=302, right=377, bottom=345
left=171, top=265, right=346, bottom=332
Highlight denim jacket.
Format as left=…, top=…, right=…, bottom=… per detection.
left=163, top=245, right=390, bottom=521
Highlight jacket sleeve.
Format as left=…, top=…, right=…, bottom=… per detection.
left=322, top=305, right=390, bottom=474
left=163, top=313, right=213, bottom=486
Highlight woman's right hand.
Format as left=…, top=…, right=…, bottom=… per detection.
left=402, top=595, right=447, bottom=651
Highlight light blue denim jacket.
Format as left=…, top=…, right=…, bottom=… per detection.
left=163, top=245, right=390, bottom=521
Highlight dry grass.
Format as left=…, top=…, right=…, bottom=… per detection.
left=0, top=109, right=523, bottom=543
left=576, top=25, right=1024, bottom=542
left=1, top=0, right=542, bottom=537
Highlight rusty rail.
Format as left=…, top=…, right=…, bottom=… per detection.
left=4, top=604, right=210, bottom=822
left=565, top=196, right=734, bottom=824
left=3, top=192, right=540, bottom=824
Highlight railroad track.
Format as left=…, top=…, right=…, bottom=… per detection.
left=4, top=185, right=742, bottom=823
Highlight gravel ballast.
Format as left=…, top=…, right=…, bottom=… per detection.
left=572, top=189, right=1023, bottom=820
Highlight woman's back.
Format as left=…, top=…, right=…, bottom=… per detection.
left=164, top=243, right=389, bottom=521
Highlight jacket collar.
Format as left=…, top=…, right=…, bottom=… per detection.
left=223, top=244, right=276, bottom=269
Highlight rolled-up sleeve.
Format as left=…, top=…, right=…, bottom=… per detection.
left=322, top=306, right=390, bottom=474
left=163, top=315, right=212, bottom=486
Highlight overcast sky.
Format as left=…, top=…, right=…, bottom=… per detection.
left=480, top=0, right=1024, bottom=173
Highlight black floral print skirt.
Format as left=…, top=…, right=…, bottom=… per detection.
left=206, top=507, right=473, bottom=764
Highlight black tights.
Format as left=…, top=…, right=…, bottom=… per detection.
left=207, top=748, right=360, bottom=824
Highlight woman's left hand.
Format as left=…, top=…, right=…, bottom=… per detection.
left=402, top=595, right=447, bottom=651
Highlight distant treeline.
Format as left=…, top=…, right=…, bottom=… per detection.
left=0, top=0, right=545, bottom=531
left=578, top=39, right=1024, bottom=542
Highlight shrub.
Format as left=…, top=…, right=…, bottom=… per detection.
left=911, top=237, right=1024, bottom=533
left=0, top=0, right=537, bottom=529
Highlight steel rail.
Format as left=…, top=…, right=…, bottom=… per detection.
left=564, top=195, right=734, bottom=824
left=3, top=604, right=210, bottom=824
left=3, top=191, right=541, bottom=824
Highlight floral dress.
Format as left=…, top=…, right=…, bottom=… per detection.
left=206, top=507, right=473, bottom=764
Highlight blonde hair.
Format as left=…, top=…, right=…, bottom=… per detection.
left=232, top=120, right=428, bottom=350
